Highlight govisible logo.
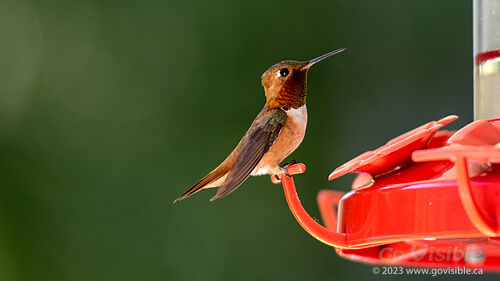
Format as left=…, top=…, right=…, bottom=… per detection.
left=378, top=244, right=485, bottom=264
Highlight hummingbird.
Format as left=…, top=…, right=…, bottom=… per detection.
left=175, top=49, right=346, bottom=202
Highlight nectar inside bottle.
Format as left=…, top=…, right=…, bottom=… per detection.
left=475, top=49, right=500, bottom=120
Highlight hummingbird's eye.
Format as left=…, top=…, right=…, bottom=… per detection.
left=279, top=68, right=289, bottom=77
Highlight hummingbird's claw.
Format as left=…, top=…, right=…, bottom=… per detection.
left=281, top=159, right=298, bottom=177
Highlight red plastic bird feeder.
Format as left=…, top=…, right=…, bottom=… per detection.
left=277, top=1, right=500, bottom=270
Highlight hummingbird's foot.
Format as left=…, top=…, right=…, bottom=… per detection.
left=281, top=159, right=298, bottom=177
left=270, top=160, right=299, bottom=183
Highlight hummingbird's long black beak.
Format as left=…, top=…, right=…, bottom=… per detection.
left=301, top=48, right=347, bottom=70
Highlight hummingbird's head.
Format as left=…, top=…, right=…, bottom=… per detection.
left=261, top=48, right=346, bottom=110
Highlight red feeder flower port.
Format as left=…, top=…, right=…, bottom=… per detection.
left=274, top=0, right=500, bottom=271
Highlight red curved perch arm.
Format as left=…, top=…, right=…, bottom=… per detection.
left=280, top=163, right=348, bottom=248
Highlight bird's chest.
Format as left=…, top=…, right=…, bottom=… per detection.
left=252, top=105, right=307, bottom=175
left=283, top=105, right=307, bottom=144
left=268, top=105, right=308, bottom=159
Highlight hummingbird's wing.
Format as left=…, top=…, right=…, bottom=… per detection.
left=210, top=107, right=287, bottom=201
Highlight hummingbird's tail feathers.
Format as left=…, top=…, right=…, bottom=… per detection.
left=173, top=167, right=228, bottom=203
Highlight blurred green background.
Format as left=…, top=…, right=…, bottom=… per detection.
left=0, top=0, right=493, bottom=280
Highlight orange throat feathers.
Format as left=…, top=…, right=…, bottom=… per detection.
left=268, top=71, right=307, bottom=110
